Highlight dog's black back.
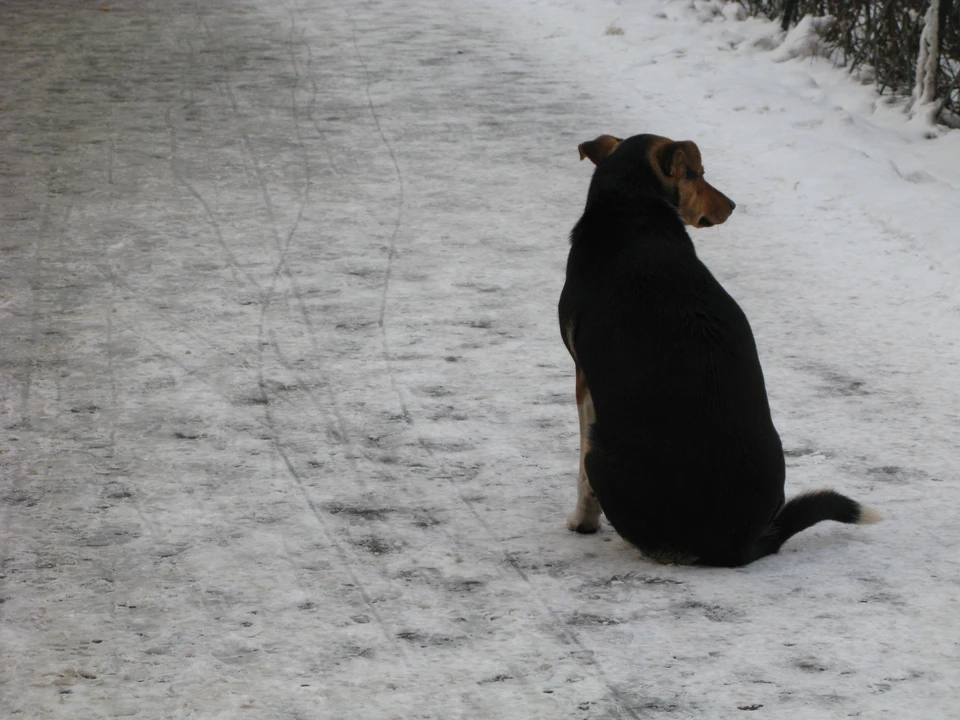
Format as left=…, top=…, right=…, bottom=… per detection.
left=559, top=134, right=875, bottom=566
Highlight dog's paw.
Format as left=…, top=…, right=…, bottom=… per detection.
left=567, top=511, right=600, bottom=534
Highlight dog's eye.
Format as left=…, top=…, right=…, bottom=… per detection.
left=685, top=169, right=698, bottom=181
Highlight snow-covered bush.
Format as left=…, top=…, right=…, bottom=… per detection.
left=735, top=0, right=960, bottom=126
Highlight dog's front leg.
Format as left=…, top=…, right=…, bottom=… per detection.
left=567, top=368, right=602, bottom=533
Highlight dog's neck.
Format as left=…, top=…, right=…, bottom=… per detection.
left=586, top=162, right=681, bottom=219
left=581, top=185, right=686, bottom=234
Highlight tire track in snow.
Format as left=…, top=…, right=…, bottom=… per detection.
left=108, top=18, right=293, bottom=677
left=262, top=4, right=567, bottom=701
left=221, top=4, right=562, bottom=693
left=189, top=0, right=414, bottom=651
left=194, top=1, right=415, bottom=671
left=166, top=20, right=265, bottom=292
left=90, top=5, right=398, bottom=664
left=345, top=5, right=412, bottom=424
left=333, top=15, right=564, bottom=694
left=167, top=110, right=264, bottom=291
left=275, top=3, right=371, bottom=475
left=160, top=6, right=353, bottom=456
left=258, top=4, right=513, bottom=664
left=189, top=1, right=367, bottom=479
left=336, top=4, right=645, bottom=715
left=255, top=362, right=402, bottom=649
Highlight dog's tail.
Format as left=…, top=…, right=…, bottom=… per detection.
left=754, top=489, right=882, bottom=560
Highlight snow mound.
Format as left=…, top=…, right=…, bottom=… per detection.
left=771, top=14, right=836, bottom=62
left=721, top=1, right=747, bottom=22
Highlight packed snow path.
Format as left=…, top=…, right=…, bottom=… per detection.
left=2, top=0, right=959, bottom=718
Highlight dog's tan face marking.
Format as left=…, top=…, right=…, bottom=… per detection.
left=578, top=135, right=623, bottom=165
left=651, top=138, right=735, bottom=228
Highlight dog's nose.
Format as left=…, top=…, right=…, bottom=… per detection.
left=727, top=198, right=736, bottom=211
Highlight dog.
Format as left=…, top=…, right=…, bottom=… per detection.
left=558, top=133, right=880, bottom=567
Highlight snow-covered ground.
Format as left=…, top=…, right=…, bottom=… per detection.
left=2, top=0, right=958, bottom=717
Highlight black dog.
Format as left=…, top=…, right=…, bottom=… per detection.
left=559, top=133, right=879, bottom=567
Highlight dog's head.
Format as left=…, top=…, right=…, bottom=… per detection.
left=578, top=134, right=735, bottom=228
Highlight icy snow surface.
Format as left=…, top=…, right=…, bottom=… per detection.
left=2, top=0, right=959, bottom=717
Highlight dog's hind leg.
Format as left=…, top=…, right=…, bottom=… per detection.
left=568, top=368, right=602, bottom=533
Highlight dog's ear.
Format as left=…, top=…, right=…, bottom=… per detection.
left=578, top=135, right=623, bottom=165
left=658, top=141, right=700, bottom=179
